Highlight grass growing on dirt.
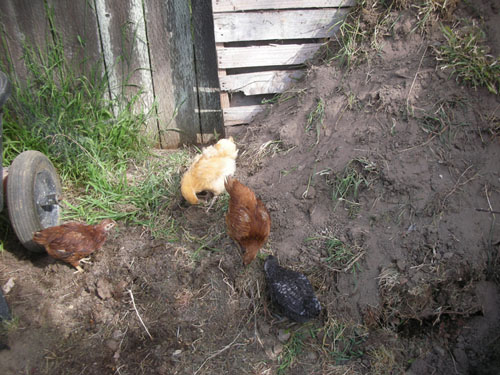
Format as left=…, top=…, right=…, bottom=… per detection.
left=327, top=0, right=459, bottom=69
left=306, top=98, right=325, bottom=146
left=0, top=10, right=188, bottom=236
left=277, top=320, right=366, bottom=374
left=306, top=235, right=364, bottom=275
left=327, top=158, right=378, bottom=212
left=435, top=23, right=500, bottom=95
left=329, top=9, right=367, bottom=68
left=277, top=329, right=306, bottom=374
left=321, top=318, right=366, bottom=364
left=368, top=344, right=404, bottom=375
left=419, top=98, right=469, bottom=145
left=261, top=88, right=307, bottom=105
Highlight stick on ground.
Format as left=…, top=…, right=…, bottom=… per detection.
left=127, top=289, right=153, bottom=340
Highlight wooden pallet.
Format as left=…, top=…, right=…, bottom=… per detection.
left=212, top=0, right=354, bottom=127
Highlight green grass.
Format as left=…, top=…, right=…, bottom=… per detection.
left=261, top=88, right=307, bottom=105
left=277, top=321, right=366, bottom=373
left=0, top=9, right=189, bottom=237
left=277, top=329, right=306, bottom=375
left=326, top=0, right=459, bottom=69
left=321, top=318, right=366, bottom=364
left=329, top=12, right=367, bottom=69
left=435, top=23, right=500, bottom=95
left=419, top=98, right=469, bottom=144
left=306, top=235, right=363, bottom=275
left=306, top=98, right=325, bottom=146
left=329, top=158, right=378, bottom=212
left=0, top=314, right=20, bottom=333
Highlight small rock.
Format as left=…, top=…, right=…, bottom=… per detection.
left=259, top=321, right=271, bottom=335
left=105, top=339, right=119, bottom=351
left=278, top=329, right=291, bottom=343
left=396, top=259, right=406, bottom=271
left=434, top=344, right=446, bottom=357
left=265, top=342, right=283, bottom=359
left=272, top=343, right=283, bottom=357
left=2, top=278, right=15, bottom=294
left=96, top=279, right=113, bottom=300
left=112, top=330, right=123, bottom=340
left=113, top=280, right=128, bottom=299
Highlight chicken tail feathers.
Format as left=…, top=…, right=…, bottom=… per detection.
left=32, top=231, right=46, bottom=245
left=181, top=176, right=199, bottom=204
left=224, top=176, right=235, bottom=193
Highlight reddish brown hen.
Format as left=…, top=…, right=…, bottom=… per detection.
left=225, top=177, right=271, bottom=266
left=33, top=219, right=116, bottom=272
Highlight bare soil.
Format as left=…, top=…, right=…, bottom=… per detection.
left=1, top=1, right=500, bottom=374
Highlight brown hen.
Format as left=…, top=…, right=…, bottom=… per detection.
left=225, top=177, right=271, bottom=266
left=33, top=219, right=116, bottom=272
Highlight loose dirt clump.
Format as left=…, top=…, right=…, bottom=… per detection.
left=1, top=0, right=500, bottom=374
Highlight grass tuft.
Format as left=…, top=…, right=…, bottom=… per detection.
left=328, top=11, right=367, bottom=69
left=324, top=158, right=378, bottom=213
left=306, top=235, right=364, bottom=276
left=261, top=88, right=307, bottom=105
left=435, top=23, right=500, bottom=95
left=306, top=98, right=325, bottom=146
left=277, top=329, right=305, bottom=374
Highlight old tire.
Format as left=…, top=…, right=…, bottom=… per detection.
left=7, top=151, right=61, bottom=252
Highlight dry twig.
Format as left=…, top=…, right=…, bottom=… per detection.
left=127, top=289, right=153, bottom=340
left=476, top=208, right=500, bottom=215
left=406, top=46, right=427, bottom=112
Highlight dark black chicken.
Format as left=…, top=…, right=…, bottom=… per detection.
left=264, top=255, right=321, bottom=323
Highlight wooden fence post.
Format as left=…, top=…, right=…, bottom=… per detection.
left=94, top=0, right=157, bottom=143
left=144, top=0, right=200, bottom=148
left=47, top=0, right=102, bottom=79
left=191, top=0, right=224, bottom=143
left=0, top=0, right=48, bottom=83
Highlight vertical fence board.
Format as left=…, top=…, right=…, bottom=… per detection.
left=191, top=0, right=224, bottom=143
left=47, top=0, right=102, bottom=77
left=145, top=0, right=200, bottom=148
left=94, top=0, right=157, bottom=141
left=0, top=0, right=48, bottom=83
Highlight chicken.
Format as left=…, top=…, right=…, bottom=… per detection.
left=225, top=177, right=271, bottom=265
left=33, top=219, right=116, bottom=272
left=181, top=137, right=238, bottom=206
left=264, top=255, right=321, bottom=323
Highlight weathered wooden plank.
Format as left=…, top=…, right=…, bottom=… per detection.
left=218, top=69, right=230, bottom=108
left=47, top=0, right=102, bottom=78
left=213, top=8, right=348, bottom=43
left=212, top=0, right=355, bottom=12
left=95, top=0, right=157, bottom=139
left=223, top=105, right=268, bottom=126
left=219, top=70, right=304, bottom=95
left=217, top=43, right=322, bottom=69
left=145, top=0, right=200, bottom=148
left=191, top=0, right=225, bottom=143
left=0, top=0, right=48, bottom=83
left=216, top=42, right=230, bottom=111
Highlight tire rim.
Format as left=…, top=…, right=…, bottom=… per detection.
left=34, top=170, right=60, bottom=229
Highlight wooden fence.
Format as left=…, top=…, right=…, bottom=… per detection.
left=0, top=0, right=353, bottom=147
left=0, top=0, right=224, bottom=148
left=213, top=0, right=354, bottom=126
